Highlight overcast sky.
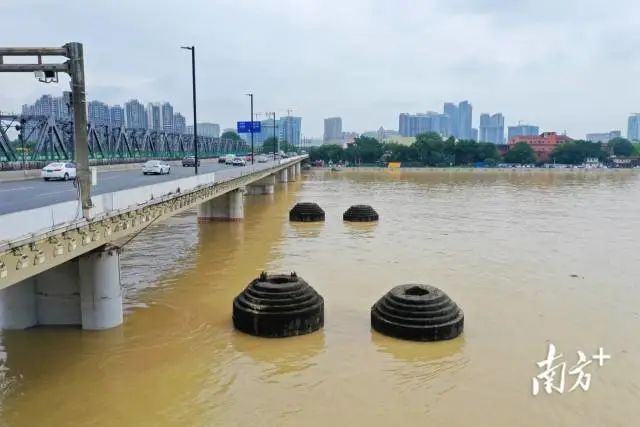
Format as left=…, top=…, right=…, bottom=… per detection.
left=1, top=0, right=639, bottom=138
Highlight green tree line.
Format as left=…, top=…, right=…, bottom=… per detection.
left=310, top=133, right=504, bottom=166
left=308, top=133, right=640, bottom=166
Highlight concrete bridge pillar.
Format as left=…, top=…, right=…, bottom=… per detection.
left=288, top=166, right=297, bottom=181
left=0, top=245, right=123, bottom=330
left=0, top=278, right=37, bottom=329
left=79, top=246, right=123, bottom=330
left=198, top=189, right=244, bottom=221
left=247, top=175, right=275, bottom=195
left=35, top=259, right=81, bottom=325
left=278, top=168, right=289, bottom=183
left=296, top=163, right=302, bottom=176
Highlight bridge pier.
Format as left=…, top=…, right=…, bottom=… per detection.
left=0, top=246, right=123, bottom=330
left=35, top=259, right=81, bottom=325
left=198, top=189, right=244, bottom=221
left=79, top=246, right=123, bottom=330
left=278, top=168, right=289, bottom=183
left=288, top=166, right=297, bottom=182
left=0, top=278, right=37, bottom=329
left=247, top=175, right=275, bottom=195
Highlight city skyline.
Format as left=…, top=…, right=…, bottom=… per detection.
left=19, top=94, right=206, bottom=135
left=0, top=1, right=638, bottom=139
left=14, top=93, right=640, bottom=144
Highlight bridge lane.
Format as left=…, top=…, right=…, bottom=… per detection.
left=0, top=159, right=280, bottom=215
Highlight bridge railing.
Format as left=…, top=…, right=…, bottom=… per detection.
left=0, top=155, right=307, bottom=246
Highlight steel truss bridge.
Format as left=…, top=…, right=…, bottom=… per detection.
left=0, top=114, right=250, bottom=165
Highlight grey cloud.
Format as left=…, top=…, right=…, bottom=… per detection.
left=0, top=0, right=638, bottom=137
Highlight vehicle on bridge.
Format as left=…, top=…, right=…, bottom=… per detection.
left=42, top=162, right=76, bottom=181
left=257, top=155, right=268, bottom=163
left=223, top=154, right=236, bottom=164
left=181, top=156, right=200, bottom=167
left=232, top=157, right=247, bottom=166
left=142, top=160, right=171, bottom=175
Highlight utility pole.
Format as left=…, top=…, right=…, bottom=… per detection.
left=272, top=112, right=277, bottom=161
left=0, top=43, right=92, bottom=217
left=246, top=93, right=254, bottom=164
left=19, top=118, right=25, bottom=169
left=285, top=108, right=292, bottom=152
left=181, top=45, right=198, bottom=174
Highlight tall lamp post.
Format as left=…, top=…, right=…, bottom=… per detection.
left=181, top=45, right=198, bottom=175
left=246, top=93, right=254, bottom=164
left=271, top=112, right=277, bottom=162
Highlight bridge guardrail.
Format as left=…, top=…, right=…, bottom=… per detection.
left=0, top=155, right=306, bottom=246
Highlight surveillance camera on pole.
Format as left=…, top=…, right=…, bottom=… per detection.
left=0, top=43, right=92, bottom=218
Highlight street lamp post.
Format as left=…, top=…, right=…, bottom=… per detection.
left=246, top=93, right=254, bottom=164
left=181, top=45, right=198, bottom=175
left=272, top=112, right=277, bottom=162
left=20, top=121, right=25, bottom=170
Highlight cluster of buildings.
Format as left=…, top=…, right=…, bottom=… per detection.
left=20, top=95, right=221, bottom=138
left=628, top=114, right=640, bottom=141
left=323, top=117, right=343, bottom=144
left=246, top=116, right=303, bottom=148
left=319, top=107, right=640, bottom=163
left=394, top=102, right=640, bottom=161
left=399, top=101, right=476, bottom=140
left=322, top=117, right=385, bottom=146
left=507, top=132, right=572, bottom=161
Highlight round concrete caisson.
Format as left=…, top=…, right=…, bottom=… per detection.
left=289, top=202, right=325, bottom=222
left=233, top=272, right=324, bottom=338
left=343, top=205, right=379, bottom=222
left=371, top=284, right=463, bottom=341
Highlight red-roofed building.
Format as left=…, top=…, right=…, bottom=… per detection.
left=508, top=132, right=572, bottom=161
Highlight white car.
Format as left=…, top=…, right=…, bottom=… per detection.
left=142, top=160, right=171, bottom=175
left=232, top=157, right=247, bottom=166
left=42, top=162, right=76, bottom=181
left=257, top=155, right=268, bottom=163
left=224, top=154, right=236, bottom=164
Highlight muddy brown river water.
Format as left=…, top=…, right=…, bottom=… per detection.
left=0, top=168, right=638, bottom=426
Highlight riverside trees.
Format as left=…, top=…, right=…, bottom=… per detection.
left=308, top=132, right=632, bottom=166
left=309, top=132, right=502, bottom=166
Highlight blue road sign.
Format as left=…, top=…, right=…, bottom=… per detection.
left=237, top=121, right=261, bottom=133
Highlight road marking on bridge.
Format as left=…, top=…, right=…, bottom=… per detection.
left=98, top=175, right=125, bottom=181
left=0, top=186, right=35, bottom=193
left=39, top=189, right=77, bottom=196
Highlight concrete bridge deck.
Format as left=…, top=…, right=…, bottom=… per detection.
left=0, top=155, right=306, bottom=330
left=0, top=158, right=281, bottom=215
